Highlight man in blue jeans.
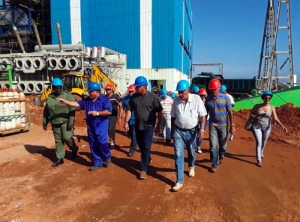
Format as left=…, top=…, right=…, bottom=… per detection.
left=120, top=84, right=137, bottom=157
left=171, top=80, right=207, bottom=191
left=124, top=76, right=163, bottom=179
left=205, top=79, right=235, bottom=173
left=159, top=88, right=173, bottom=144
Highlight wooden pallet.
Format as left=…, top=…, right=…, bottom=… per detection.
left=0, top=127, right=29, bottom=136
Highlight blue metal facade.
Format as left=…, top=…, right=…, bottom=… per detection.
left=50, top=0, right=192, bottom=75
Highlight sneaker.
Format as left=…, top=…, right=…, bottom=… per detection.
left=127, top=151, right=135, bottom=157
left=219, top=155, right=224, bottom=164
left=140, top=171, right=146, bottom=179
left=166, top=139, right=171, bottom=144
left=257, top=162, right=262, bottom=167
left=109, top=144, right=115, bottom=150
left=261, top=154, right=265, bottom=159
left=172, top=183, right=183, bottom=192
left=89, top=165, right=103, bottom=171
left=71, top=146, right=79, bottom=160
left=196, top=148, right=202, bottom=154
left=104, top=158, right=111, bottom=167
left=188, top=168, right=195, bottom=177
left=210, top=166, right=218, bottom=173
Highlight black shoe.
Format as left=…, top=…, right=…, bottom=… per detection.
left=89, top=165, right=103, bottom=171
left=166, top=139, right=171, bottom=144
left=108, top=144, right=115, bottom=150
left=52, top=159, right=64, bottom=167
left=104, top=158, right=111, bottom=167
left=219, top=155, right=224, bottom=164
left=127, top=151, right=135, bottom=157
left=71, top=146, right=79, bottom=160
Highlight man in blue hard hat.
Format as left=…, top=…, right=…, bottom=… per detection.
left=43, top=77, right=78, bottom=167
left=191, top=86, right=200, bottom=94
left=124, top=76, right=163, bottom=179
left=159, top=88, right=173, bottom=144
left=57, top=82, right=112, bottom=171
left=220, top=85, right=235, bottom=107
left=170, top=92, right=176, bottom=100
left=170, top=80, right=207, bottom=191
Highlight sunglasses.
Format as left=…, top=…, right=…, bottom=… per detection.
left=105, top=89, right=112, bottom=91
left=264, top=97, right=271, bottom=100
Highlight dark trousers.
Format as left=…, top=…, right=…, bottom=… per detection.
left=136, top=126, right=154, bottom=172
left=129, top=124, right=137, bottom=153
left=108, top=116, right=118, bottom=144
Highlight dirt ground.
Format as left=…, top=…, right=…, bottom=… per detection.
left=1, top=98, right=300, bottom=222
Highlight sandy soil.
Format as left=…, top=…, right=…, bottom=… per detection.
left=0, top=98, right=300, bottom=222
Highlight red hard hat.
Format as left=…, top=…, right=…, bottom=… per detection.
left=105, top=84, right=113, bottom=90
left=128, top=84, right=136, bottom=92
left=199, top=88, right=207, bottom=96
left=167, top=91, right=172, bottom=95
left=208, top=79, right=221, bottom=91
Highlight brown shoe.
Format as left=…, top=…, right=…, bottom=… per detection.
left=140, top=171, right=146, bottom=179
left=257, top=162, right=262, bottom=167
left=261, top=154, right=264, bottom=159
left=210, top=166, right=218, bottom=173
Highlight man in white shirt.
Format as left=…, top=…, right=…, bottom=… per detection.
left=220, top=85, right=235, bottom=107
left=159, top=88, right=173, bottom=144
left=170, top=80, right=207, bottom=192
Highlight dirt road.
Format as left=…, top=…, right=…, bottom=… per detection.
left=1, top=103, right=300, bottom=222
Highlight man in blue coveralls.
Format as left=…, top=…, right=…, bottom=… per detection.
left=57, top=82, right=112, bottom=171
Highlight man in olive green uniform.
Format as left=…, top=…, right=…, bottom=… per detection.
left=43, top=78, right=78, bottom=167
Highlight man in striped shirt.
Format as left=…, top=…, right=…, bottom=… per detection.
left=205, top=79, right=235, bottom=173
left=159, top=88, right=173, bottom=144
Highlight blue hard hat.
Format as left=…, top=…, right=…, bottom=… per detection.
left=52, top=77, right=63, bottom=87
left=192, top=86, right=200, bottom=93
left=88, top=82, right=101, bottom=92
left=170, top=92, right=176, bottom=98
left=134, top=76, right=148, bottom=87
left=261, top=90, right=273, bottom=99
left=220, top=85, right=227, bottom=93
left=161, top=88, right=168, bottom=97
left=176, top=80, right=190, bottom=92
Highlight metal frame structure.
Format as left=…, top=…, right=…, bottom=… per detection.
left=258, top=0, right=294, bottom=91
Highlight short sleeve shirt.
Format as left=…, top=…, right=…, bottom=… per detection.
left=127, top=91, right=163, bottom=130
left=106, top=94, right=120, bottom=116
left=122, top=95, right=135, bottom=125
left=171, top=94, right=207, bottom=129
left=226, top=93, right=235, bottom=105
left=205, top=93, right=232, bottom=127
left=159, top=96, right=173, bottom=116
left=77, top=95, right=112, bottom=125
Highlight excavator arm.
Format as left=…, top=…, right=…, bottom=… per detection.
left=91, top=65, right=118, bottom=91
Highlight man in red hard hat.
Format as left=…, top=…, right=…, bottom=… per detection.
left=105, top=84, right=122, bottom=149
left=120, top=84, right=138, bottom=157
left=205, top=79, right=235, bottom=173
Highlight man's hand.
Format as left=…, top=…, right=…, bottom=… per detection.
left=67, top=123, right=73, bottom=131
left=155, top=125, right=160, bottom=134
left=124, top=122, right=129, bottom=132
left=198, top=131, right=205, bottom=141
left=88, top=111, right=98, bottom=116
left=43, top=124, right=47, bottom=131
left=230, top=126, right=236, bottom=135
left=56, top=98, right=66, bottom=104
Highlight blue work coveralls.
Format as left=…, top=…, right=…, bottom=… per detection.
left=77, top=95, right=112, bottom=166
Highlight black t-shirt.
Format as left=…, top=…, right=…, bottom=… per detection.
left=127, top=91, right=163, bottom=130
left=106, top=94, right=120, bottom=116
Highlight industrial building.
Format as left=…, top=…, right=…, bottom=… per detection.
left=50, top=0, right=193, bottom=91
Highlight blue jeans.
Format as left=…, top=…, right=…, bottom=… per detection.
left=161, top=115, right=171, bottom=140
left=128, top=124, right=137, bottom=153
left=197, top=119, right=209, bottom=148
left=209, top=124, right=228, bottom=167
left=252, top=126, right=271, bottom=162
left=173, top=126, right=197, bottom=184
left=136, top=126, right=154, bottom=172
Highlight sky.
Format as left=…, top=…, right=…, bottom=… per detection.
left=190, top=0, right=300, bottom=84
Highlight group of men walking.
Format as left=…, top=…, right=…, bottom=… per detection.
left=43, top=76, right=235, bottom=191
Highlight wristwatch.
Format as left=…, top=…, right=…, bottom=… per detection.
left=231, top=123, right=235, bottom=126
left=96, top=112, right=99, bottom=116
left=201, top=129, right=206, bottom=133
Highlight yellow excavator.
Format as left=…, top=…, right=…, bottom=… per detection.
left=41, top=65, right=118, bottom=104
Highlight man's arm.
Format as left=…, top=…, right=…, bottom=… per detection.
left=42, top=104, right=49, bottom=130
left=155, top=111, right=162, bottom=134
left=67, top=94, right=76, bottom=129
left=88, top=110, right=112, bottom=116
left=171, top=117, right=175, bottom=139
left=228, top=109, right=236, bottom=135
left=124, top=110, right=132, bottom=131
left=57, top=98, right=80, bottom=108
left=117, top=102, right=123, bottom=125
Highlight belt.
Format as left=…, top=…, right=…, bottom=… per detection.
left=175, top=124, right=196, bottom=131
